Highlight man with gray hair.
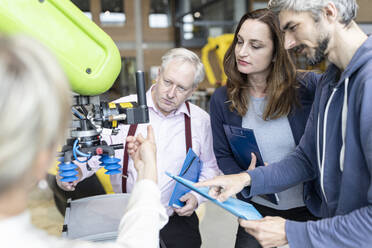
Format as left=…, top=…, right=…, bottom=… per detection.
left=57, top=48, right=220, bottom=248
left=195, top=1, right=372, bottom=247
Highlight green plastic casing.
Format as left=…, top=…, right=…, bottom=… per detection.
left=0, top=0, right=121, bottom=95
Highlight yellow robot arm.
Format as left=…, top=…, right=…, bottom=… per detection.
left=201, top=34, right=234, bottom=86
left=202, top=38, right=219, bottom=86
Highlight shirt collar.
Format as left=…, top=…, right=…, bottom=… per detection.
left=147, top=84, right=191, bottom=118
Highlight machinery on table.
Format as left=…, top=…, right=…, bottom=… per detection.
left=0, top=0, right=149, bottom=181
left=58, top=71, right=148, bottom=182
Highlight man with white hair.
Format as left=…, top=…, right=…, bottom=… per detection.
left=195, top=1, right=372, bottom=247
left=57, top=48, right=220, bottom=248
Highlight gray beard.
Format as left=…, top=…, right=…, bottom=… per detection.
left=307, top=36, right=329, bottom=66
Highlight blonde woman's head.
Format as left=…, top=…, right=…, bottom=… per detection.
left=0, top=35, right=71, bottom=193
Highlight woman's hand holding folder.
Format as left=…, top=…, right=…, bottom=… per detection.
left=194, top=153, right=256, bottom=202
left=248, top=157, right=268, bottom=171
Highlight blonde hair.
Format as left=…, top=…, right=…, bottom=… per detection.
left=0, top=35, right=71, bottom=193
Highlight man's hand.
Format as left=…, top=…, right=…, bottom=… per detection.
left=174, top=193, right=198, bottom=216
left=56, top=167, right=82, bottom=191
left=194, top=153, right=256, bottom=202
left=239, top=216, right=288, bottom=248
left=126, top=125, right=157, bottom=183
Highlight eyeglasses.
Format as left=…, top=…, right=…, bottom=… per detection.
left=161, top=78, right=193, bottom=95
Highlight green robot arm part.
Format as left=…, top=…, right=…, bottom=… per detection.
left=0, top=0, right=121, bottom=95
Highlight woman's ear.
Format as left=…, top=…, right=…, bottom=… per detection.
left=32, top=149, right=54, bottom=182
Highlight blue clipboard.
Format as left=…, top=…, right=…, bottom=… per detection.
left=166, top=172, right=262, bottom=220
left=168, top=148, right=202, bottom=208
left=223, top=124, right=265, bottom=169
left=223, top=124, right=279, bottom=205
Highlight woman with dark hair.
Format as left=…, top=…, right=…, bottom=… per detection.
left=209, top=9, right=319, bottom=248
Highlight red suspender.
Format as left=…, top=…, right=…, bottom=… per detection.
left=122, top=124, right=138, bottom=193
left=121, top=102, right=192, bottom=193
left=184, top=101, right=192, bottom=152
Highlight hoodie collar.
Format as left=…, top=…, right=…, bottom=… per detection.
left=329, top=35, right=372, bottom=88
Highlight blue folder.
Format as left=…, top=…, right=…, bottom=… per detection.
left=223, top=124, right=279, bottom=205
left=168, top=148, right=202, bottom=208
left=223, top=124, right=265, bottom=169
left=166, top=172, right=262, bottom=220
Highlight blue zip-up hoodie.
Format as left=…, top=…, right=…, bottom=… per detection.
left=246, top=36, right=372, bottom=247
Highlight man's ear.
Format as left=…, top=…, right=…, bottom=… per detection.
left=192, top=85, right=198, bottom=94
left=189, top=85, right=198, bottom=98
left=155, top=68, right=161, bottom=83
left=323, top=2, right=338, bottom=24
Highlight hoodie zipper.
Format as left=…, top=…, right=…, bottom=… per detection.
left=316, top=77, right=349, bottom=203
left=317, top=87, right=338, bottom=203
left=339, top=78, right=349, bottom=172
